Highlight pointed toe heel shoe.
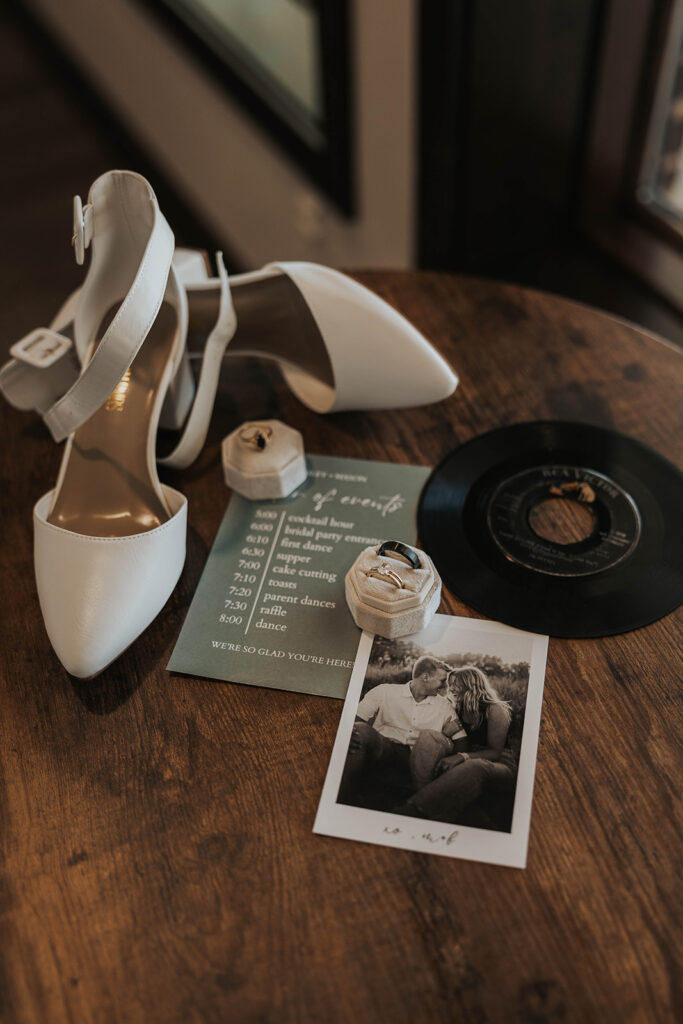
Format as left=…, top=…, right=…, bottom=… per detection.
left=173, top=254, right=458, bottom=415
left=18, top=170, right=200, bottom=677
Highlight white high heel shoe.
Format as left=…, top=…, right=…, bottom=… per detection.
left=2, top=251, right=457, bottom=463
left=146, top=251, right=458, bottom=470
left=19, top=170, right=232, bottom=678
left=175, top=250, right=458, bottom=415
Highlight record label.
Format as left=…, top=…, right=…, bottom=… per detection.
left=487, top=465, right=641, bottom=577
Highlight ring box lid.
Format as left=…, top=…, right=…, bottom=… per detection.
left=347, top=546, right=436, bottom=613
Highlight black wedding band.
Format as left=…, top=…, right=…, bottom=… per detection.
left=377, top=540, right=421, bottom=569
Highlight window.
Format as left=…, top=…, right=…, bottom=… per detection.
left=583, top=0, right=683, bottom=312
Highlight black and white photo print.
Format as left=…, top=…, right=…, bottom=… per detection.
left=315, top=615, right=548, bottom=867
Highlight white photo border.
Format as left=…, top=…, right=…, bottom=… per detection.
left=314, top=615, right=549, bottom=868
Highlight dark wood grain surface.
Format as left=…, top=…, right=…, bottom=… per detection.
left=1, top=5, right=682, bottom=1022
left=1, top=265, right=681, bottom=1024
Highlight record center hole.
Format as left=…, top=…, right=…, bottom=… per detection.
left=528, top=497, right=596, bottom=545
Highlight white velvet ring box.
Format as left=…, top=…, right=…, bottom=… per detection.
left=222, top=419, right=307, bottom=499
left=345, top=544, right=441, bottom=638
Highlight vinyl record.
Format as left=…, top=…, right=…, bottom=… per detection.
left=417, top=421, right=683, bottom=637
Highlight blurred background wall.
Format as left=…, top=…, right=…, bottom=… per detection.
left=4, top=0, right=683, bottom=345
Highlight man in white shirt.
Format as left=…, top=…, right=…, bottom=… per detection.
left=338, top=656, right=467, bottom=805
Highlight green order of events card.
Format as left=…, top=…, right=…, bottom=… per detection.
left=168, top=455, right=431, bottom=698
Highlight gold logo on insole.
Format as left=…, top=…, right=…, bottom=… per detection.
left=105, top=368, right=132, bottom=412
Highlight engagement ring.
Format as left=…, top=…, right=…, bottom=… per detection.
left=239, top=423, right=273, bottom=451
left=363, top=562, right=405, bottom=589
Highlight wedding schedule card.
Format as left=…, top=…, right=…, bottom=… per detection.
left=168, top=455, right=431, bottom=698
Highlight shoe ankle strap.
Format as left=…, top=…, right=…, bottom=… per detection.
left=1, top=237, right=233, bottom=471
left=0, top=325, right=81, bottom=415
left=159, top=252, right=236, bottom=470
left=42, top=178, right=175, bottom=442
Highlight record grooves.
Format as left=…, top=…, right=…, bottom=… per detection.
left=417, top=421, right=683, bottom=637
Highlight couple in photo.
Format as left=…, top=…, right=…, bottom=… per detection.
left=338, top=655, right=517, bottom=824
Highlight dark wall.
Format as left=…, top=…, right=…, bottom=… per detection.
left=418, top=0, right=601, bottom=271
left=417, top=0, right=683, bottom=348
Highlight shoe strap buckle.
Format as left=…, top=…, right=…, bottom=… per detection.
left=71, top=195, right=93, bottom=265
left=10, top=328, right=73, bottom=368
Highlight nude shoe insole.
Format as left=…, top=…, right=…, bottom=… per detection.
left=187, top=274, right=334, bottom=387
left=48, top=303, right=178, bottom=538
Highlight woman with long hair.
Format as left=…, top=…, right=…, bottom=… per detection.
left=402, top=665, right=517, bottom=823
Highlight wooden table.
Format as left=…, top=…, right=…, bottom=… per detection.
left=1, top=273, right=681, bottom=1023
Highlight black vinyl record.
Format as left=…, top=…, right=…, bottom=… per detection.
left=417, top=421, right=683, bottom=637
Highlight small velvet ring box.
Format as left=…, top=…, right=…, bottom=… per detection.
left=222, top=419, right=307, bottom=499
left=345, top=544, right=441, bottom=638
